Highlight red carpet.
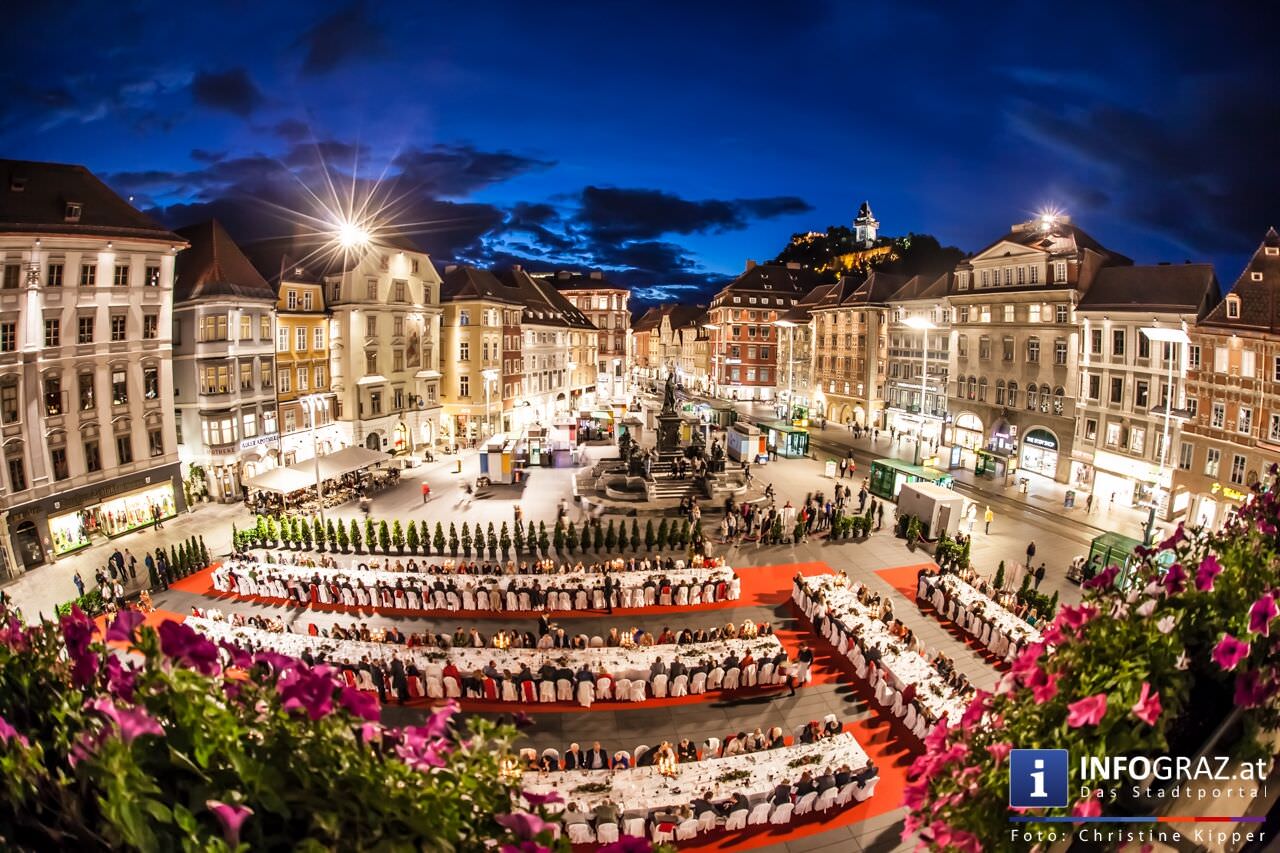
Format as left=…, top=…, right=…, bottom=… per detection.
left=873, top=565, right=1008, bottom=668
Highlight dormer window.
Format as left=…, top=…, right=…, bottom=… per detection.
left=9, top=177, right=26, bottom=192
left=1266, top=247, right=1278, bottom=256
left=1227, top=296, right=1241, bottom=319
left=64, top=202, right=82, bottom=223
left=1251, top=272, right=1263, bottom=281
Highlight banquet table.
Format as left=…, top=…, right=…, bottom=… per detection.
left=794, top=575, right=967, bottom=733
left=919, top=572, right=1041, bottom=660
left=186, top=616, right=787, bottom=705
left=522, top=731, right=871, bottom=815
left=212, top=560, right=740, bottom=613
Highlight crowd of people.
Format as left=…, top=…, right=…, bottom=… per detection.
left=242, top=550, right=719, bottom=577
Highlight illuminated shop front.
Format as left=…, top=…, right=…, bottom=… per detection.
left=49, top=511, right=91, bottom=556
left=1018, top=428, right=1059, bottom=478
left=92, top=483, right=177, bottom=537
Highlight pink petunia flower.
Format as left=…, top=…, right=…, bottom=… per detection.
left=206, top=800, right=253, bottom=847
left=1130, top=682, right=1162, bottom=725
left=1233, top=670, right=1275, bottom=708
left=495, top=810, right=553, bottom=840
left=1195, top=554, right=1223, bottom=592
left=520, top=789, right=563, bottom=807
left=0, top=714, right=28, bottom=747
left=158, top=621, right=221, bottom=676
left=1083, top=565, right=1118, bottom=590
left=1212, top=634, right=1251, bottom=672
left=61, top=607, right=99, bottom=688
left=105, top=610, right=145, bottom=643
left=1066, top=693, right=1108, bottom=728
left=1029, top=670, right=1061, bottom=703
left=1073, top=797, right=1102, bottom=817
left=1054, top=605, right=1098, bottom=635
left=1249, top=594, right=1278, bottom=637
left=987, top=742, right=1012, bottom=763
left=1163, top=563, right=1187, bottom=595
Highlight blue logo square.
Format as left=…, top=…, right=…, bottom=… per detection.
left=1009, top=749, right=1068, bottom=808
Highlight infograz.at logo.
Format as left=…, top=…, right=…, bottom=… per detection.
left=1009, top=749, right=1069, bottom=808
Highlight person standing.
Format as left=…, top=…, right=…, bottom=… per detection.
left=966, top=502, right=977, bottom=533
left=1026, top=541, right=1036, bottom=568
left=838, top=458, right=847, bottom=479
left=1085, top=493, right=1094, bottom=514
left=602, top=572, right=615, bottom=614
left=875, top=502, right=884, bottom=531
left=1033, top=563, right=1046, bottom=589
left=72, top=571, right=85, bottom=598
left=125, top=549, right=137, bottom=579
left=984, top=506, right=994, bottom=534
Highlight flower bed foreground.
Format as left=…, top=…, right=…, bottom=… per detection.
left=907, top=473, right=1280, bottom=851
left=0, top=607, right=650, bottom=852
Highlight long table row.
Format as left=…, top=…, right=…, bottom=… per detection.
left=211, top=560, right=740, bottom=613
left=917, top=570, right=1041, bottom=660
left=186, top=616, right=791, bottom=707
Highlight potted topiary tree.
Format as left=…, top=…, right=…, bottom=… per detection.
left=460, top=522, right=472, bottom=558
left=299, top=519, right=312, bottom=551
left=565, top=522, right=578, bottom=554
left=406, top=520, right=420, bottom=555
left=433, top=522, right=446, bottom=557
left=499, top=522, right=511, bottom=560
left=537, top=522, right=549, bottom=557
left=644, top=519, right=655, bottom=551
left=553, top=523, right=566, bottom=555
left=448, top=523, right=459, bottom=558
left=512, top=522, right=524, bottom=555
left=313, top=517, right=327, bottom=552
left=350, top=519, right=363, bottom=554
left=605, top=519, right=617, bottom=552
left=336, top=520, right=350, bottom=552
left=592, top=523, right=604, bottom=553
left=629, top=519, right=641, bottom=552
left=656, top=518, right=669, bottom=551
left=391, top=520, right=405, bottom=554
left=326, top=519, right=338, bottom=551
left=364, top=518, right=377, bottom=552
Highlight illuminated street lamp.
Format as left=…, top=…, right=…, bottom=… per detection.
left=481, top=368, right=499, bottom=439
left=1139, top=325, right=1192, bottom=546
left=903, top=316, right=937, bottom=465
left=336, top=219, right=371, bottom=249
left=299, top=394, right=331, bottom=526
left=774, top=318, right=796, bottom=420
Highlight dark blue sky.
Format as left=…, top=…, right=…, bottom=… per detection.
left=3, top=1, right=1277, bottom=300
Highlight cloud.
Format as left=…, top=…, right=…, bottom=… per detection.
left=190, top=68, right=263, bottom=116
left=391, top=144, right=556, bottom=197
left=574, top=185, right=811, bottom=243
left=296, top=1, right=387, bottom=75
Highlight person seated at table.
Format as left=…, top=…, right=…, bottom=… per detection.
left=721, top=733, right=746, bottom=757
left=823, top=716, right=842, bottom=738
left=513, top=664, right=535, bottom=688
left=799, top=721, right=821, bottom=744
left=676, top=628, right=694, bottom=645
left=563, top=742, right=584, bottom=770
left=740, top=618, right=758, bottom=639
left=585, top=741, right=610, bottom=770
left=635, top=743, right=659, bottom=767
left=834, top=764, right=854, bottom=788
left=520, top=748, right=539, bottom=770
left=574, top=663, right=594, bottom=686
left=766, top=726, right=786, bottom=749
left=900, top=682, right=918, bottom=706
left=795, top=771, right=817, bottom=798
left=538, top=662, right=558, bottom=684
left=770, top=779, right=793, bottom=807
left=538, top=750, right=560, bottom=772
left=649, top=807, right=680, bottom=835
left=612, top=750, right=632, bottom=769
left=851, top=760, right=878, bottom=784
left=677, top=738, right=698, bottom=762
left=691, top=791, right=721, bottom=819
left=562, top=802, right=590, bottom=826
left=592, top=799, right=620, bottom=831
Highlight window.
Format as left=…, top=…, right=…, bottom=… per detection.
left=1226, top=297, right=1240, bottom=319
left=1087, top=373, right=1100, bottom=400
left=260, top=315, right=272, bottom=340
left=956, top=335, right=968, bottom=358
left=79, top=264, right=96, bottom=287
left=980, top=270, right=990, bottom=288
left=977, top=378, right=987, bottom=401
left=77, top=316, right=93, bottom=344
left=459, top=341, right=470, bottom=361
left=145, top=265, right=160, bottom=287
left=113, top=265, right=129, bottom=287
left=1007, top=381, right=1018, bottom=407
left=1030, top=266, right=1040, bottom=285
left=200, top=365, right=229, bottom=394
left=365, top=351, right=378, bottom=375
left=1054, top=339, right=1067, bottom=365
left=1177, top=441, right=1194, bottom=470
left=1110, top=377, right=1123, bottom=405
left=1027, top=385, right=1038, bottom=410
left=7, top=454, right=25, bottom=491
left=313, top=327, right=323, bottom=350
left=1026, top=338, right=1040, bottom=363
left=199, top=315, right=228, bottom=341
left=84, top=439, right=101, bottom=472
left=1084, top=418, right=1097, bottom=440
left=47, top=263, right=63, bottom=287
left=44, top=318, right=60, bottom=347
left=1054, top=262, right=1067, bottom=282
left=980, top=306, right=991, bottom=323
left=1017, top=266, right=1027, bottom=285
left=1190, top=345, right=1202, bottom=369
left=260, top=360, right=273, bottom=389
left=296, top=367, right=308, bottom=391
left=1205, top=447, right=1221, bottom=476
left=393, top=315, right=404, bottom=337
left=394, top=280, right=407, bottom=302
left=115, top=434, right=132, bottom=465
left=1089, top=329, right=1102, bottom=355
left=1056, top=304, right=1068, bottom=324
left=1271, top=414, right=1280, bottom=442
left=0, top=322, right=13, bottom=352
left=240, top=362, right=253, bottom=391
left=295, top=327, right=307, bottom=351
left=314, top=364, right=325, bottom=388
left=238, top=315, right=251, bottom=341
left=1112, top=329, right=1125, bottom=357
left=0, top=378, right=16, bottom=424
left=1241, top=350, right=1257, bottom=378
left=1130, top=427, right=1145, bottom=454
left=1028, top=304, right=1041, bottom=323
left=459, top=309, right=470, bottom=326
left=1135, top=380, right=1149, bottom=410
left=44, top=376, right=63, bottom=415
left=143, top=314, right=158, bottom=339
left=79, top=372, right=94, bottom=410
left=1105, top=422, right=1122, bottom=447
left=958, top=306, right=970, bottom=323
left=1214, top=347, right=1228, bottom=373
left=110, top=369, right=127, bottom=405
left=1211, top=402, right=1225, bottom=429
left=277, top=369, right=290, bottom=393
left=144, top=366, right=158, bottom=400
left=1003, top=305, right=1014, bottom=322
left=110, top=315, right=126, bottom=342
left=1230, top=453, right=1247, bottom=485
left=148, top=427, right=164, bottom=457
left=287, top=290, right=298, bottom=310
left=366, top=279, right=378, bottom=300
left=1137, top=331, right=1151, bottom=360
left=1239, top=406, right=1253, bottom=435
left=979, top=337, right=992, bottom=360
left=366, top=316, right=377, bottom=337
left=369, top=391, right=382, bottom=416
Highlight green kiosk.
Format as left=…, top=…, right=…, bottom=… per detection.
left=758, top=421, right=810, bottom=458
left=868, top=458, right=955, bottom=501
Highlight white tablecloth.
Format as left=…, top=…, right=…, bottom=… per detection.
left=186, top=616, right=784, bottom=686
left=523, top=732, right=869, bottom=814
left=921, top=572, right=1041, bottom=658
left=794, top=575, right=967, bottom=726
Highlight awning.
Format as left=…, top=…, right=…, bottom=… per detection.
left=245, top=466, right=318, bottom=495
left=314, top=446, right=390, bottom=479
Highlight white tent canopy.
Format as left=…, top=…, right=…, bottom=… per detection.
left=245, top=446, right=391, bottom=495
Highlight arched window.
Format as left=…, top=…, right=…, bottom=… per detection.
left=978, top=377, right=988, bottom=402
left=1006, top=381, right=1018, bottom=408
left=0, top=375, right=19, bottom=424
left=1053, top=386, right=1065, bottom=416
left=1026, top=384, right=1038, bottom=411
left=967, top=377, right=977, bottom=400
left=995, top=379, right=1005, bottom=406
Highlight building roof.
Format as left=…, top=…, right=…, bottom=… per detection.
left=887, top=271, right=950, bottom=303
left=1078, top=263, right=1218, bottom=315
left=0, top=158, right=182, bottom=243
left=492, top=266, right=596, bottom=329
left=715, top=262, right=824, bottom=299
left=173, top=220, right=276, bottom=303
left=966, top=217, right=1129, bottom=264
left=1200, top=227, right=1280, bottom=332
left=815, top=271, right=906, bottom=309
left=632, top=306, right=665, bottom=333
left=440, top=264, right=522, bottom=305
left=542, top=269, right=628, bottom=291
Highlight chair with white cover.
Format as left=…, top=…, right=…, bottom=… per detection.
left=589, top=635, right=604, bottom=647
left=629, top=680, right=647, bottom=702
left=853, top=652, right=868, bottom=680
left=506, top=591, right=519, bottom=610
left=556, top=678, right=574, bottom=702
left=696, top=810, right=718, bottom=833
left=903, top=704, right=918, bottom=731
left=425, top=676, right=444, bottom=699
left=707, top=667, right=725, bottom=690
left=676, top=818, right=700, bottom=840
left=358, top=670, right=376, bottom=691
left=501, top=680, right=518, bottom=702
left=689, top=672, right=707, bottom=694
left=443, top=676, right=462, bottom=698
left=559, top=592, right=573, bottom=611
left=836, top=781, right=858, bottom=806
left=651, top=673, right=668, bottom=698
left=595, top=676, right=613, bottom=700
left=741, top=663, right=758, bottom=688
left=891, top=691, right=905, bottom=717
left=566, top=823, right=594, bottom=844
left=518, top=591, right=532, bottom=610
left=689, top=585, right=703, bottom=606
left=445, top=591, right=460, bottom=611
left=459, top=590, right=474, bottom=610
left=574, top=590, right=588, bottom=610
left=793, top=791, right=818, bottom=817
left=623, top=816, right=645, bottom=838
left=675, top=587, right=689, bottom=605
left=652, top=822, right=675, bottom=844
left=758, top=662, right=775, bottom=685
left=815, top=788, right=839, bottom=812
left=538, top=681, right=556, bottom=703
left=769, top=803, right=794, bottom=825
left=644, top=587, right=657, bottom=607
left=592, top=589, right=606, bottom=609
left=914, top=715, right=929, bottom=740
left=722, top=667, right=741, bottom=691
left=596, top=823, right=619, bottom=844
left=670, top=674, right=688, bottom=697
left=747, top=802, right=772, bottom=826
left=854, top=775, right=879, bottom=801
left=576, top=680, right=594, bottom=708
left=614, top=678, right=631, bottom=701
left=724, top=808, right=749, bottom=831
left=633, top=745, right=649, bottom=764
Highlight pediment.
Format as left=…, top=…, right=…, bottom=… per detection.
left=970, top=240, right=1047, bottom=263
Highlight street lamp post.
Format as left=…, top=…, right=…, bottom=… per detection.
left=903, top=316, right=937, bottom=466
left=299, top=394, right=331, bottom=527
left=481, top=367, right=499, bottom=440
left=1139, top=326, right=1192, bottom=546
left=774, top=319, right=796, bottom=422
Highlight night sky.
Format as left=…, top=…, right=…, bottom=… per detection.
left=3, top=1, right=1277, bottom=301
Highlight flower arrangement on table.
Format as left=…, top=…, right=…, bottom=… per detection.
left=572, top=782, right=612, bottom=794
left=0, top=606, right=658, bottom=853
left=716, top=769, right=753, bottom=784
left=905, top=470, right=1280, bottom=852
left=787, top=754, right=821, bottom=770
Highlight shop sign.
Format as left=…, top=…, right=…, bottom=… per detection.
left=1023, top=429, right=1057, bottom=450
left=1211, top=482, right=1247, bottom=502
left=240, top=434, right=279, bottom=451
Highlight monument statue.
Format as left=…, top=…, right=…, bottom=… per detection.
left=661, top=370, right=678, bottom=415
